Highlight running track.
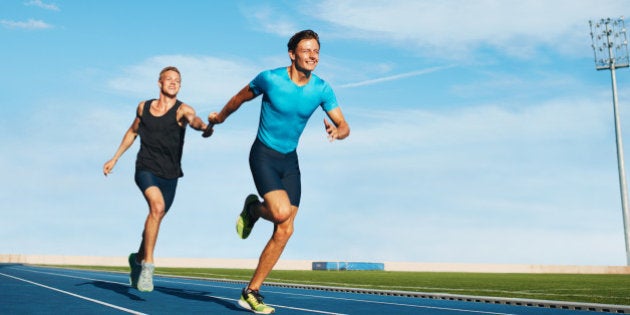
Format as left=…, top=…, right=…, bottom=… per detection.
left=0, top=264, right=624, bottom=314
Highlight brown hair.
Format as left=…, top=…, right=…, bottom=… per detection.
left=287, top=30, right=320, bottom=52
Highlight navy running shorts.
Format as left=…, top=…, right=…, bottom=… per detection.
left=249, top=138, right=301, bottom=207
left=134, top=169, right=178, bottom=212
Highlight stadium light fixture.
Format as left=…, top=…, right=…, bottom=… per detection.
left=589, top=17, right=630, bottom=266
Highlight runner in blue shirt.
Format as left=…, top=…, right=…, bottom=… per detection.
left=208, top=29, right=350, bottom=314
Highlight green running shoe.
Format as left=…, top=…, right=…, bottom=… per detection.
left=128, top=253, right=141, bottom=288
left=238, top=288, right=275, bottom=314
left=236, top=194, right=259, bottom=239
left=137, top=262, right=154, bottom=292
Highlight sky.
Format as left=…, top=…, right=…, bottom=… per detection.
left=1, top=0, right=630, bottom=267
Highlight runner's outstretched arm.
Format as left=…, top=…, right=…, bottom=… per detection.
left=208, top=85, right=257, bottom=124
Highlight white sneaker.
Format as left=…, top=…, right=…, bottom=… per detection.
left=137, top=262, right=154, bottom=292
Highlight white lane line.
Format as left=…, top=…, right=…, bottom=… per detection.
left=155, top=278, right=516, bottom=315
left=161, top=278, right=513, bottom=315
left=262, top=291, right=518, bottom=315
left=0, top=272, right=146, bottom=315
left=8, top=267, right=128, bottom=286
left=205, top=294, right=348, bottom=315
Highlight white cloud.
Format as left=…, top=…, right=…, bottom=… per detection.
left=0, top=19, right=52, bottom=30
left=311, top=0, right=628, bottom=59
left=25, top=0, right=60, bottom=11
left=338, top=65, right=455, bottom=88
left=107, top=55, right=262, bottom=110
left=243, top=5, right=297, bottom=37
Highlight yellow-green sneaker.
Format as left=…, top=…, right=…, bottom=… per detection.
left=236, top=194, right=260, bottom=239
left=238, top=288, right=275, bottom=314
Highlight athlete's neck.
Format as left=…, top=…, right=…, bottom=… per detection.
left=150, top=97, right=176, bottom=116
left=287, top=65, right=311, bottom=86
left=157, top=95, right=177, bottom=109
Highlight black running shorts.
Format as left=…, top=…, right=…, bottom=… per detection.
left=249, top=138, right=301, bottom=207
left=134, top=169, right=179, bottom=212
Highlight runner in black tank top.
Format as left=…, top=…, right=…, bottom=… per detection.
left=102, top=66, right=212, bottom=293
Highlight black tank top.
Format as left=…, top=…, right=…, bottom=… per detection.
left=135, top=99, right=186, bottom=179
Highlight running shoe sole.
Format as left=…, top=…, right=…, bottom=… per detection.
left=236, top=194, right=259, bottom=239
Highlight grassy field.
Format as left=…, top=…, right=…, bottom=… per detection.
left=58, top=266, right=630, bottom=306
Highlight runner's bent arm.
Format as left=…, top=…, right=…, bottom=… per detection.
left=324, top=107, right=350, bottom=141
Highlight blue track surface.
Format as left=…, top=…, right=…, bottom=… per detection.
left=0, top=264, right=619, bottom=314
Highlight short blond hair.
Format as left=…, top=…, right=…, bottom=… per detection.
left=159, top=66, right=181, bottom=81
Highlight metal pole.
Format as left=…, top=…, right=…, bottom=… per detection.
left=609, top=59, right=630, bottom=266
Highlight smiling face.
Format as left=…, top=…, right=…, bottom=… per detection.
left=159, top=69, right=181, bottom=97
left=290, top=38, right=320, bottom=73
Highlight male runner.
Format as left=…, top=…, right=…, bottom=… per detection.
left=103, top=66, right=211, bottom=292
left=208, top=30, right=350, bottom=313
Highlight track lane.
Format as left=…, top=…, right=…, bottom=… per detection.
left=0, top=264, right=613, bottom=315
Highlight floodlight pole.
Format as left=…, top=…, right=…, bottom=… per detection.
left=590, top=17, right=630, bottom=266
left=609, top=54, right=630, bottom=267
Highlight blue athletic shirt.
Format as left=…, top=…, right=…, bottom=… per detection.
left=249, top=67, right=339, bottom=154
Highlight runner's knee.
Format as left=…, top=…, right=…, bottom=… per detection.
left=148, top=201, right=166, bottom=219
left=273, top=223, right=294, bottom=243
left=270, top=203, right=292, bottom=223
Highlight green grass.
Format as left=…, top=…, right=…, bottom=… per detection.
left=54, top=266, right=630, bottom=306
